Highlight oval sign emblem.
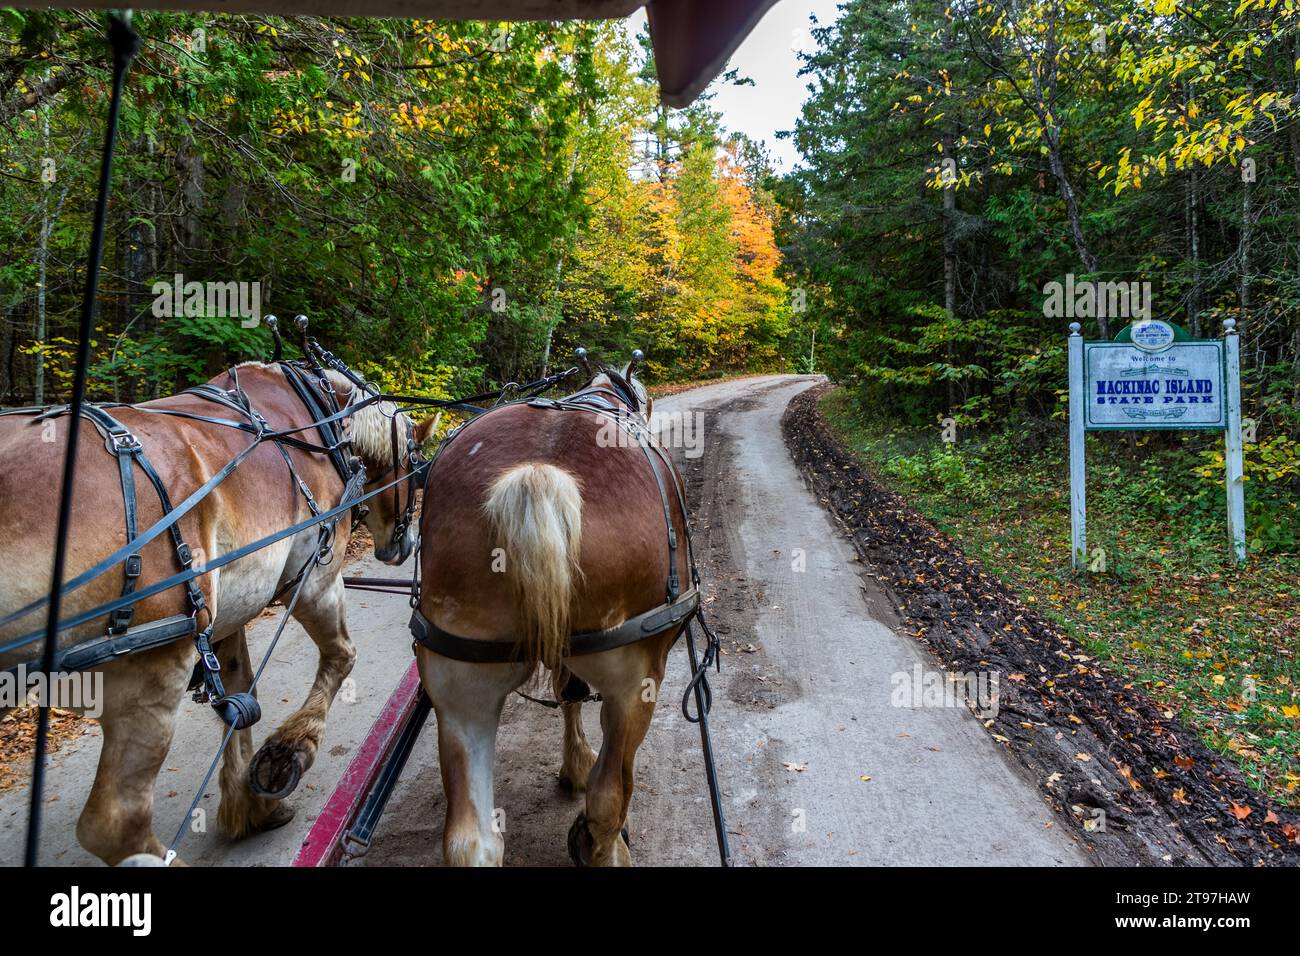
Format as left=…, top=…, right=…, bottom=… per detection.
left=1130, top=319, right=1175, bottom=352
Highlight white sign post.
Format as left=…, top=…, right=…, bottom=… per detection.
left=1223, top=320, right=1246, bottom=562
left=1068, top=318, right=1245, bottom=569
left=1068, top=323, right=1087, bottom=569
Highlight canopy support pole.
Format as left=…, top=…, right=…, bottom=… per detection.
left=25, top=9, right=138, bottom=868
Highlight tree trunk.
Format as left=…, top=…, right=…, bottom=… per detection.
left=1240, top=173, right=1252, bottom=358
left=1045, top=132, right=1105, bottom=338
left=941, top=1, right=958, bottom=408
left=124, top=137, right=159, bottom=400
left=175, top=136, right=207, bottom=271
left=34, top=84, right=50, bottom=404
left=1187, top=169, right=1202, bottom=337
left=1292, top=34, right=1300, bottom=181
left=942, top=130, right=958, bottom=411
left=0, top=303, right=12, bottom=400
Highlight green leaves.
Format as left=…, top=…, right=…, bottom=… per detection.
left=2, top=12, right=646, bottom=398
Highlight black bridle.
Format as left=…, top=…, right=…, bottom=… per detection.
left=366, top=410, right=423, bottom=549
left=297, top=340, right=424, bottom=554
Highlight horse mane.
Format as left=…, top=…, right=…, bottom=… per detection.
left=232, top=360, right=404, bottom=464
left=321, top=369, right=406, bottom=464
left=590, top=364, right=644, bottom=413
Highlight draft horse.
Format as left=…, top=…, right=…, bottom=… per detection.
left=0, top=359, right=430, bottom=864
left=411, top=357, right=697, bottom=866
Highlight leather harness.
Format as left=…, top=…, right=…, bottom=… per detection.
left=409, top=379, right=703, bottom=665
left=2, top=362, right=374, bottom=728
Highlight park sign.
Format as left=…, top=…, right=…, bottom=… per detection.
left=1068, top=319, right=1245, bottom=568
left=1084, top=320, right=1225, bottom=429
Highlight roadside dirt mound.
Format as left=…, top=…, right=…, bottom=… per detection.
left=783, top=383, right=1300, bottom=867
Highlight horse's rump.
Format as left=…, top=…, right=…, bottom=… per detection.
left=419, top=401, right=689, bottom=657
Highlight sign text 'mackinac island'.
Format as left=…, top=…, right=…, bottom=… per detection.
left=1084, top=341, right=1225, bottom=429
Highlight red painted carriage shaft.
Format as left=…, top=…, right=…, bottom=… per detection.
left=292, top=660, right=424, bottom=867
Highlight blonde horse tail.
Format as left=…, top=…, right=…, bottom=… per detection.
left=483, top=463, right=582, bottom=671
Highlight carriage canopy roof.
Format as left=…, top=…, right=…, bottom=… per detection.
left=9, top=0, right=778, bottom=107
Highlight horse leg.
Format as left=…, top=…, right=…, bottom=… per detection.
left=555, top=667, right=597, bottom=792
left=76, top=643, right=192, bottom=865
left=215, top=626, right=294, bottom=837
left=566, top=633, right=674, bottom=866
left=416, top=649, right=530, bottom=867
left=249, top=576, right=355, bottom=799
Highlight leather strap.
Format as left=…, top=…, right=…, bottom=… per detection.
left=280, top=362, right=355, bottom=487
left=77, top=405, right=143, bottom=635
left=410, top=588, right=700, bottom=664
left=54, top=613, right=196, bottom=672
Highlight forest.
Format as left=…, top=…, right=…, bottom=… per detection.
left=2, top=2, right=1297, bottom=532
left=783, top=0, right=1300, bottom=522
left=0, top=10, right=790, bottom=403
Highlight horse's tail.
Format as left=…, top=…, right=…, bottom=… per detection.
left=483, top=463, right=582, bottom=671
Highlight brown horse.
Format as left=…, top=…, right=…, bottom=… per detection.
left=413, top=360, right=693, bottom=865
left=0, top=361, right=430, bottom=865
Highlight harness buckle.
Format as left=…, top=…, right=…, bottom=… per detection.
left=176, top=543, right=193, bottom=567
left=109, top=431, right=141, bottom=453
left=201, top=650, right=221, bottom=674
left=124, top=554, right=143, bottom=579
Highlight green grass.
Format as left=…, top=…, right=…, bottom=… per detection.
left=821, top=388, right=1300, bottom=807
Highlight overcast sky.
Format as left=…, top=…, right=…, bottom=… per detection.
left=623, top=1, right=844, bottom=172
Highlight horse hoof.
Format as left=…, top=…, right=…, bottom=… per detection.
left=566, top=813, right=630, bottom=866
left=252, top=801, right=297, bottom=833
left=567, top=813, right=592, bottom=866
left=249, top=742, right=305, bottom=799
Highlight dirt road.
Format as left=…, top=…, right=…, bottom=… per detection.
left=0, top=374, right=1088, bottom=866
left=363, top=374, right=1089, bottom=866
